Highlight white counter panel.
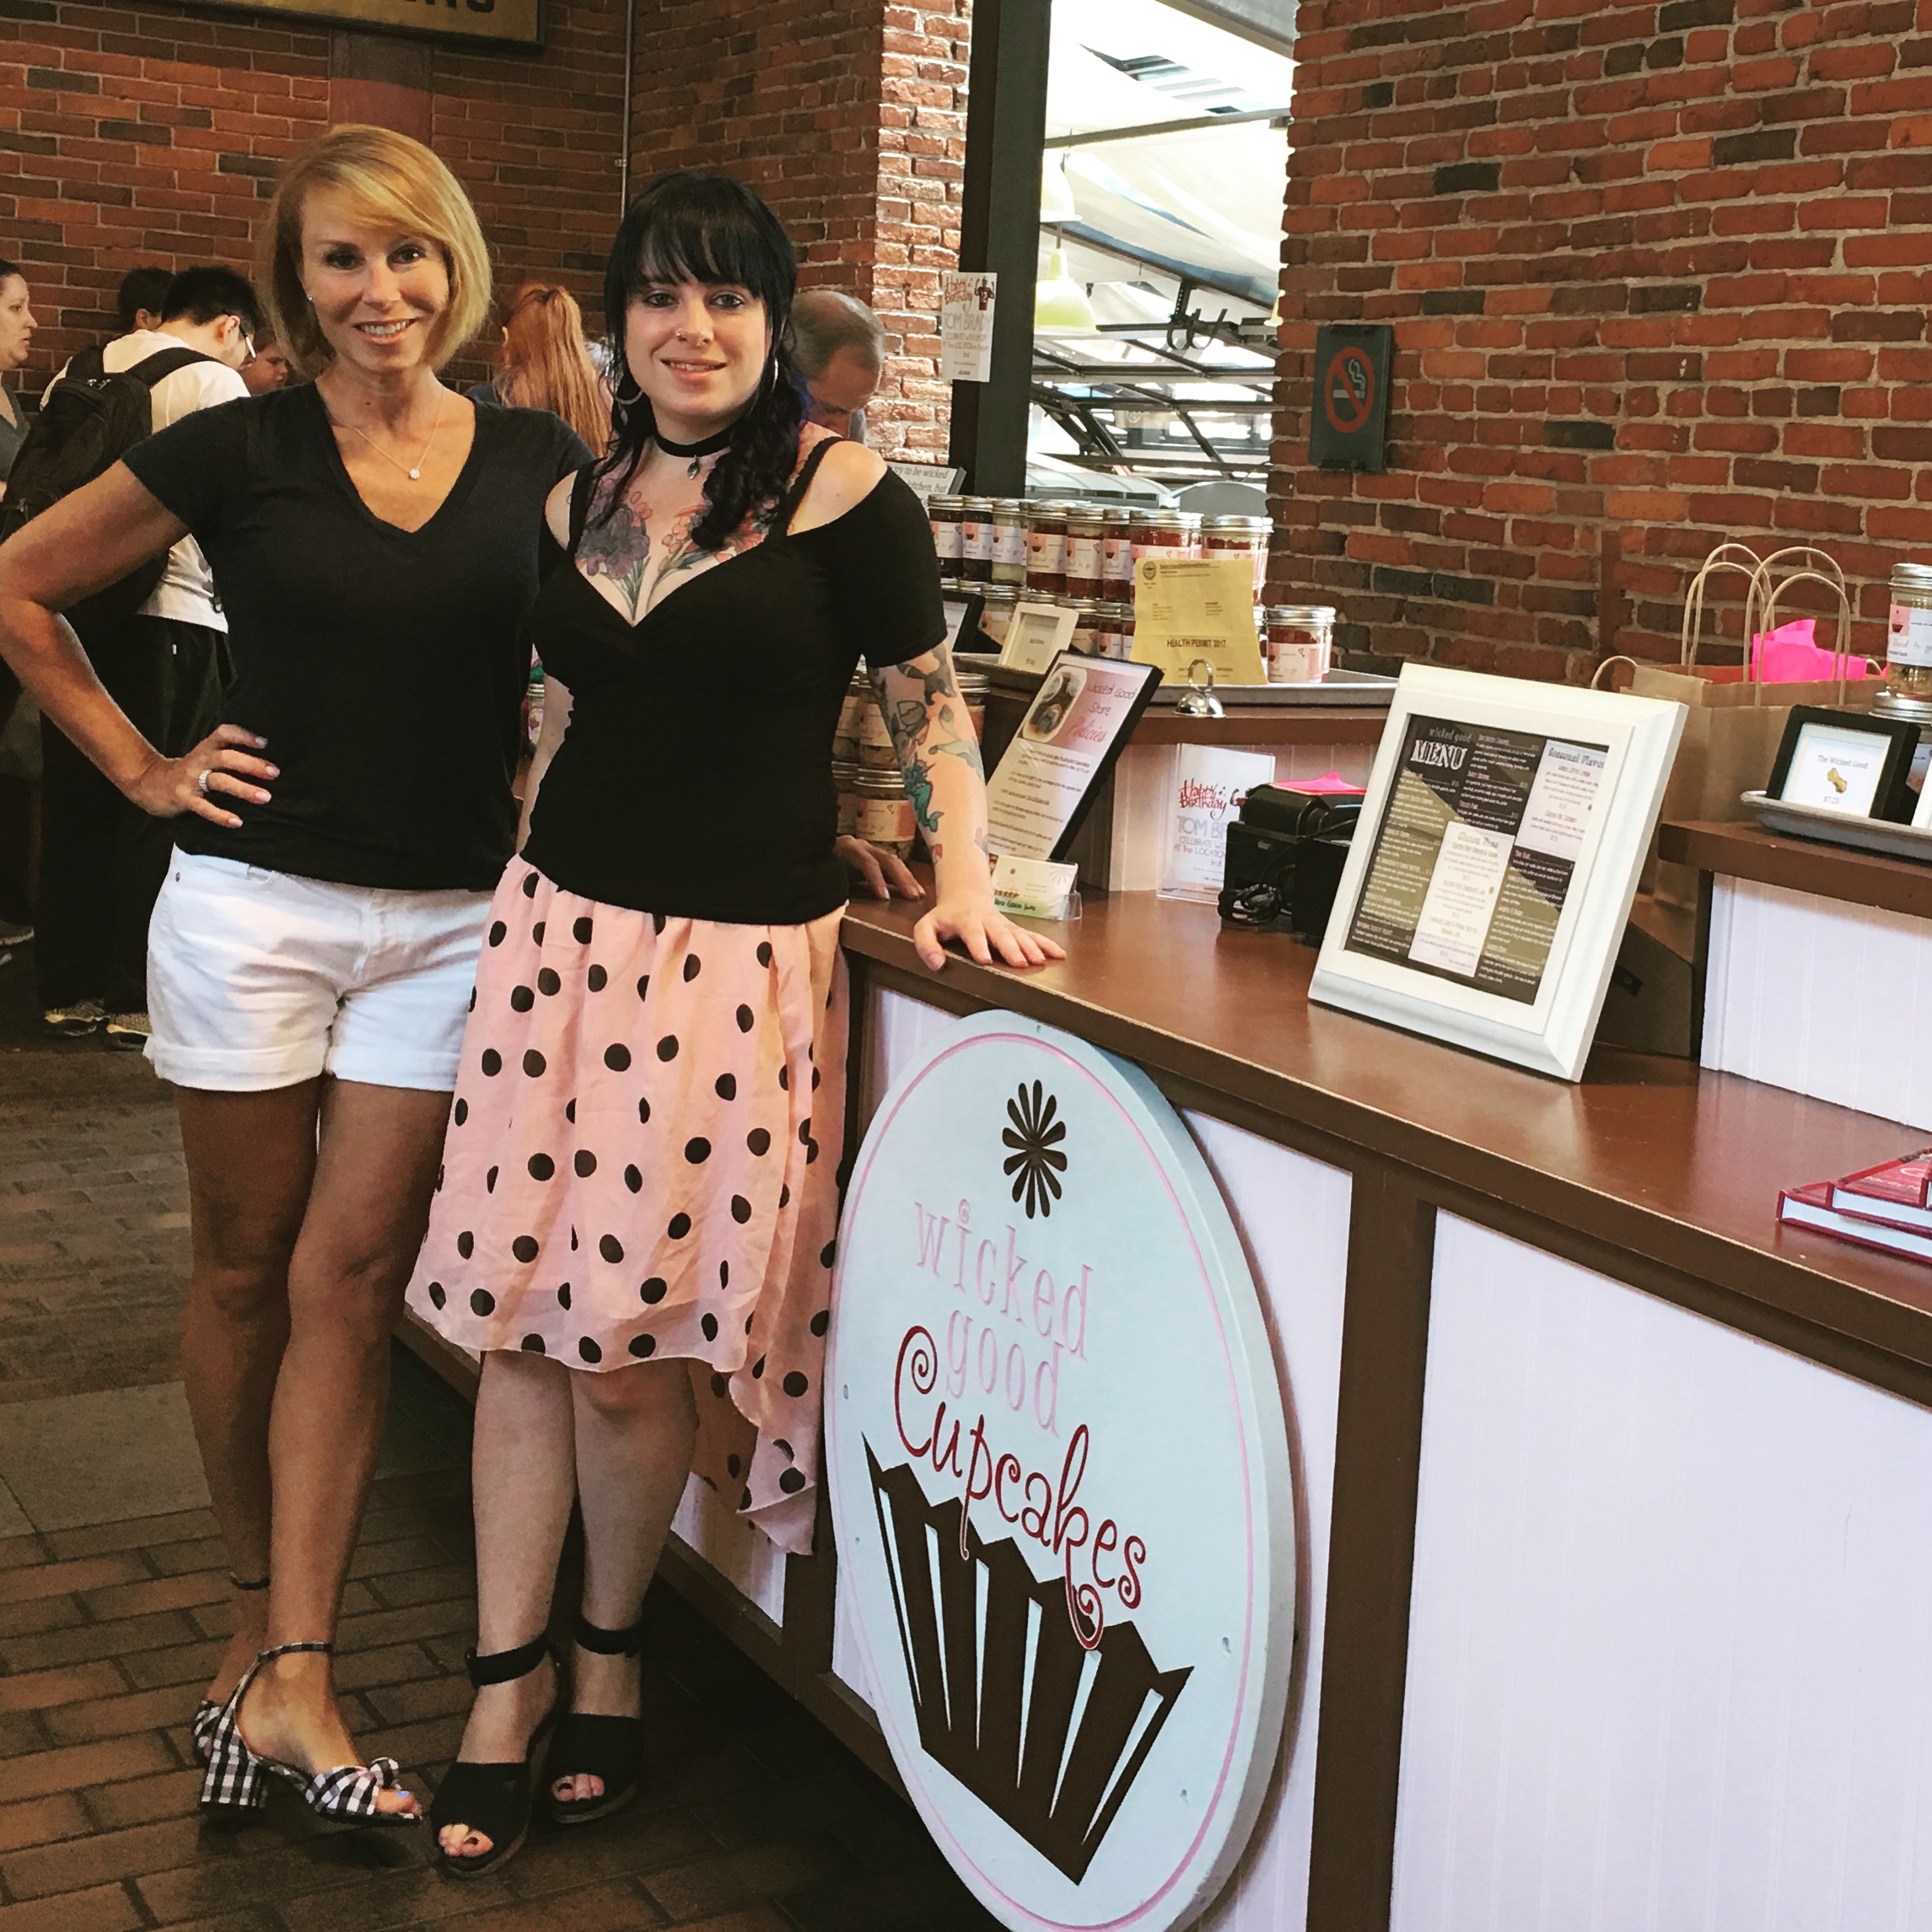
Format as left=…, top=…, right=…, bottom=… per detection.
left=836, top=984, right=1352, bottom=1931
left=1702, top=874, right=1932, bottom=1129
left=1393, top=1214, right=1932, bottom=1932
left=1184, top=1111, right=1350, bottom=1932
left=672, top=1474, right=787, bottom=1626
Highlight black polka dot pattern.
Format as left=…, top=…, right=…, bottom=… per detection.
left=411, top=880, right=844, bottom=1531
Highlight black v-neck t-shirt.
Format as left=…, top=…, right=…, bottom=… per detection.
left=122, top=384, right=589, bottom=891
left=520, top=458, right=945, bottom=924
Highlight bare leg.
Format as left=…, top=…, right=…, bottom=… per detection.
left=175, top=1082, right=320, bottom=1705
left=554, top=1359, right=697, bottom=1805
left=237, top=1077, right=450, bottom=1818
left=436, top=1348, right=579, bottom=1861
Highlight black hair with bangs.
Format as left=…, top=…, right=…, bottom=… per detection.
left=596, top=170, right=804, bottom=552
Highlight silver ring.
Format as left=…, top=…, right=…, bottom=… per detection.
left=196, top=769, right=211, bottom=796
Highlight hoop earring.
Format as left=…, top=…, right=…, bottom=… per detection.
left=611, top=358, right=643, bottom=406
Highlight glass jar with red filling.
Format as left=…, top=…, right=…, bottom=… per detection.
left=1025, top=504, right=1068, bottom=597
left=958, top=497, right=994, bottom=584
left=1063, top=510, right=1106, bottom=600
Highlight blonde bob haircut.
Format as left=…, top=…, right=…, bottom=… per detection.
left=261, top=124, right=492, bottom=378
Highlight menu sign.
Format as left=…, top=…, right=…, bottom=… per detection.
left=826, top=1011, right=1294, bottom=1932
left=984, top=654, right=1161, bottom=862
left=1345, top=715, right=1607, bottom=1005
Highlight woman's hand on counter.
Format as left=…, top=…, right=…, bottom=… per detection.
left=912, top=889, right=1065, bottom=973
left=837, top=835, right=926, bottom=902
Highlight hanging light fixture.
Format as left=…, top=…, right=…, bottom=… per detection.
left=1035, top=249, right=1096, bottom=332
left=1040, top=154, right=1077, bottom=223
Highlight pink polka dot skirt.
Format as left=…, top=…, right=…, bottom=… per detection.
left=406, top=862, right=847, bottom=1557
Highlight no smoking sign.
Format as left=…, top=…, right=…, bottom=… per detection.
left=1310, top=323, right=1392, bottom=471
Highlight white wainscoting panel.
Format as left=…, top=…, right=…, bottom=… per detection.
left=671, top=1473, right=787, bottom=1625
left=1392, top=1214, right=1932, bottom=1932
left=1702, top=875, right=1932, bottom=1128
left=833, top=986, right=1353, bottom=1930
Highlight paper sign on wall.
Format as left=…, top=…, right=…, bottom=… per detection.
left=1132, top=558, right=1267, bottom=685
left=941, top=272, right=998, bottom=383
left=1160, top=746, right=1277, bottom=902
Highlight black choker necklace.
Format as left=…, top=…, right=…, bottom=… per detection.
left=655, top=425, right=737, bottom=477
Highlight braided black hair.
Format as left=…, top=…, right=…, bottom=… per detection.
left=596, top=170, right=805, bottom=552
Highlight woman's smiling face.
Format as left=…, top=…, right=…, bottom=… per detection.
left=299, top=186, right=450, bottom=376
left=623, top=277, right=769, bottom=439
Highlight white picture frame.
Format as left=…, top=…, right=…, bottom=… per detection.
left=1308, top=664, right=1687, bottom=1083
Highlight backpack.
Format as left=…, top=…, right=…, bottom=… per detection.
left=0, top=342, right=212, bottom=643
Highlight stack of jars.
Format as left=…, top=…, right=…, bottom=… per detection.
left=928, top=496, right=1337, bottom=682
left=830, top=663, right=991, bottom=861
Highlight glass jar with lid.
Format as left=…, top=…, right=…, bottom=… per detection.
left=1063, top=510, right=1107, bottom=599
left=1130, top=509, right=1202, bottom=564
left=833, top=760, right=864, bottom=837
left=1886, top=562, right=1932, bottom=702
left=855, top=690, right=899, bottom=770
left=977, top=583, right=1020, bottom=647
left=1025, top=504, right=1068, bottom=596
left=958, top=498, right=994, bottom=584
left=853, top=770, right=918, bottom=860
left=1096, top=600, right=1135, bottom=661
left=928, top=496, right=966, bottom=569
left=989, top=499, right=1030, bottom=585
left=1264, top=605, right=1337, bottom=684
left=832, top=671, right=871, bottom=762
left=952, top=661, right=991, bottom=742
left=1202, top=515, right=1273, bottom=603
left=1063, top=597, right=1106, bottom=656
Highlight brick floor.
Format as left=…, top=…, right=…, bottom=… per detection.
left=0, top=941, right=1000, bottom=1931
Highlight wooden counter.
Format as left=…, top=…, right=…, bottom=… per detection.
left=841, top=887, right=1932, bottom=1405
left=1660, top=815, right=1932, bottom=922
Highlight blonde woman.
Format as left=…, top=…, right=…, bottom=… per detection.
left=476, top=282, right=610, bottom=452
left=0, top=126, right=590, bottom=1824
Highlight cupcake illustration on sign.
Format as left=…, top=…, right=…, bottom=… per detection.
left=826, top=1012, right=1296, bottom=1932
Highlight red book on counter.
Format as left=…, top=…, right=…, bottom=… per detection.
left=1828, top=1149, right=1932, bottom=1230
left=1779, top=1181, right=1932, bottom=1263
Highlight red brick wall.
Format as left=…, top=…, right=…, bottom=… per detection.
left=1272, top=0, right=1932, bottom=680
left=627, top=0, right=970, bottom=458
left=0, top=2, right=624, bottom=393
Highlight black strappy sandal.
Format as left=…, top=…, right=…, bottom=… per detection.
left=199, top=1640, right=417, bottom=1825
left=542, top=1612, right=645, bottom=1827
left=191, top=1573, right=270, bottom=1768
left=430, top=1633, right=561, bottom=1879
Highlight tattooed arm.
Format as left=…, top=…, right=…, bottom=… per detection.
left=869, top=641, right=1063, bottom=972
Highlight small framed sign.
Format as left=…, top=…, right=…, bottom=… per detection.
left=1309, top=665, right=1687, bottom=1082
left=1766, top=706, right=1920, bottom=823
left=998, top=600, right=1079, bottom=675
left=984, top=652, right=1162, bottom=862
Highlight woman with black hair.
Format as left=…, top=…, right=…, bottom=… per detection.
left=412, top=170, right=1061, bottom=1875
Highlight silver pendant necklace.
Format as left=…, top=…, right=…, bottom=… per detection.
left=328, top=387, right=447, bottom=482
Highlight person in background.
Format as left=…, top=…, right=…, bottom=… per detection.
left=0, top=261, right=35, bottom=492
left=469, top=282, right=609, bottom=454
left=243, top=340, right=293, bottom=396
left=116, top=266, right=175, bottom=337
left=0, top=261, right=35, bottom=954
left=34, top=266, right=261, bottom=1049
left=791, top=287, right=883, bottom=443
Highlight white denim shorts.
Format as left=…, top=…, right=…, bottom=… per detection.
left=146, top=849, right=494, bottom=1093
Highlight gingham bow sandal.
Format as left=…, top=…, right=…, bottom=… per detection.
left=198, top=1641, right=417, bottom=1824
left=191, top=1573, right=270, bottom=1768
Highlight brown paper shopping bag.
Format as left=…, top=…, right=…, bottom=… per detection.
left=1601, top=544, right=1866, bottom=909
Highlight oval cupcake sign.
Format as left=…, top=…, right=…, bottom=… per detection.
left=826, top=1010, right=1294, bottom=1932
